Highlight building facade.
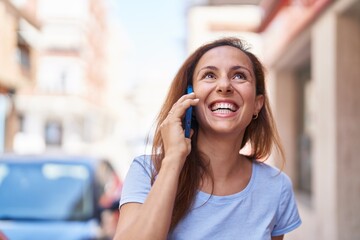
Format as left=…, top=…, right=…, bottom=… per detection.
left=0, top=0, right=40, bottom=152
left=1, top=0, right=123, bottom=167
left=262, top=0, right=360, bottom=239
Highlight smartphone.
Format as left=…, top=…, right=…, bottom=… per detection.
left=184, top=85, right=193, bottom=138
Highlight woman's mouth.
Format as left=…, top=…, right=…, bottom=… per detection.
left=210, top=102, right=239, bottom=113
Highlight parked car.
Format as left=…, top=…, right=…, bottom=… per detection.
left=0, top=154, right=122, bottom=240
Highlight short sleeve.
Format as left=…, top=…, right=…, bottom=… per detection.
left=271, top=174, right=302, bottom=236
left=119, top=155, right=153, bottom=208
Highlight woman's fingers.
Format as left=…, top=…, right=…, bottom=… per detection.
left=167, top=92, right=198, bottom=118
left=159, top=92, right=199, bottom=160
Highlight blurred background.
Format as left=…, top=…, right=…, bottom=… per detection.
left=0, top=0, right=359, bottom=239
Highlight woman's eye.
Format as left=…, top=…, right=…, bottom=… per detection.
left=203, top=72, right=215, bottom=79
left=233, top=73, right=246, bottom=80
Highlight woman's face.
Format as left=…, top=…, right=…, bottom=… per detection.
left=192, top=46, right=264, bottom=138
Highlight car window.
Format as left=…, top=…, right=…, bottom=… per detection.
left=0, top=162, right=94, bottom=221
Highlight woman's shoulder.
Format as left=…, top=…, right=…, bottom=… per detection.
left=133, top=154, right=152, bottom=166
left=253, top=161, right=293, bottom=187
left=129, top=155, right=154, bottom=175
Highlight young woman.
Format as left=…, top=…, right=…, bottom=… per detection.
left=114, top=37, right=301, bottom=240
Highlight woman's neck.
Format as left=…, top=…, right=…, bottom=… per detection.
left=196, top=129, right=253, bottom=196
left=196, top=130, right=246, bottom=179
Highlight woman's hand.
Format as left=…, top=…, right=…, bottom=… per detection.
left=114, top=93, right=198, bottom=240
left=160, top=92, right=199, bottom=165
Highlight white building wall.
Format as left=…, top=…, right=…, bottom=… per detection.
left=187, top=5, right=262, bottom=56
left=269, top=1, right=360, bottom=239
left=336, top=4, right=360, bottom=239
left=311, top=10, right=338, bottom=240
left=14, top=0, right=115, bottom=157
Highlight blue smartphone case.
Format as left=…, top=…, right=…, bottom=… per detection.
left=184, top=85, right=193, bottom=138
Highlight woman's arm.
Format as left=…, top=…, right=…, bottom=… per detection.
left=114, top=158, right=183, bottom=240
left=113, top=93, right=198, bottom=240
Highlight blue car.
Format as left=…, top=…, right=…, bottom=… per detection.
left=0, top=154, right=122, bottom=240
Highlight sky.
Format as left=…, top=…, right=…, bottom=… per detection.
left=103, top=0, right=191, bottom=164
left=107, top=0, right=188, bottom=89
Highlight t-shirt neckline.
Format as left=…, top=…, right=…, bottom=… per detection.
left=196, top=161, right=257, bottom=203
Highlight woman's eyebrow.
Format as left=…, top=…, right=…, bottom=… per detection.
left=196, top=66, right=218, bottom=77
left=230, top=65, right=253, bottom=77
left=196, top=65, right=254, bottom=78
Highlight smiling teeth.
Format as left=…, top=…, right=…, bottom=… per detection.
left=211, top=102, right=237, bottom=112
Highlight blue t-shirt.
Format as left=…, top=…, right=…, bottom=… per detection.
left=120, top=155, right=301, bottom=240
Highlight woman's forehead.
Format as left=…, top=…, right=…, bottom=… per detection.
left=195, top=46, right=253, bottom=71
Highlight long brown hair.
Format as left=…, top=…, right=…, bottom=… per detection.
left=151, top=37, right=285, bottom=230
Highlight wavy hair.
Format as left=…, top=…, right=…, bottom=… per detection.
left=150, top=37, right=285, bottom=230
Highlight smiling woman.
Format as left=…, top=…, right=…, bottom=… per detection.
left=192, top=45, right=263, bottom=137
left=114, top=37, right=301, bottom=240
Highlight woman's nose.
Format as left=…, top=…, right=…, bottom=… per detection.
left=216, top=78, right=233, bottom=94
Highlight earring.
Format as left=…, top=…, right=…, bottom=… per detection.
left=252, top=113, right=258, bottom=120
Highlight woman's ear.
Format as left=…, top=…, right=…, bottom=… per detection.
left=254, top=94, right=264, bottom=115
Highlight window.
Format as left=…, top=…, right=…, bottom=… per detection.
left=44, top=121, right=62, bottom=146
left=16, top=42, right=31, bottom=71
left=296, top=63, right=313, bottom=194
left=17, top=114, right=25, bottom=132
left=0, top=162, right=93, bottom=221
